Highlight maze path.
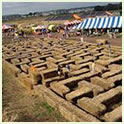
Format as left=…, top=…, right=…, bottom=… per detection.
left=2, top=40, right=122, bottom=122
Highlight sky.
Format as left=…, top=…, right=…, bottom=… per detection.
left=2, top=2, right=119, bottom=15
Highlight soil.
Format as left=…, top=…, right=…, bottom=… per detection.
left=67, top=34, right=122, bottom=47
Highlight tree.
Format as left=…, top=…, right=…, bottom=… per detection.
left=94, top=6, right=103, bottom=11
left=94, top=3, right=122, bottom=11
left=28, top=12, right=33, bottom=16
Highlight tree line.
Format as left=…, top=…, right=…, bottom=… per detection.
left=94, top=3, right=122, bottom=11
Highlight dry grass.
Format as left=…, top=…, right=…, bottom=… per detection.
left=2, top=67, right=67, bottom=122
left=3, top=16, right=65, bottom=26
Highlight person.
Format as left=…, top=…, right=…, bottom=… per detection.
left=108, top=42, right=111, bottom=57
left=57, top=65, right=63, bottom=76
left=64, top=26, right=69, bottom=38
left=14, top=31, right=19, bottom=40
left=43, top=28, right=47, bottom=35
left=59, top=28, right=64, bottom=41
left=64, top=64, right=71, bottom=78
left=107, top=29, right=109, bottom=34
left=66, top=64, right=70, bottom=72
left=112, top=32, right=116, bottom=39
left=64, top=71, right=69, bottom=78
left=63, top=30, right=66, bottom=37
left=80, top=37, right=84, bottom=43
left=101, top=29, right=104, bottom=34
left=97, top=42, right=101, bottom=47
left=76, top=30, right=81, bottom=36
left=89, top=29, right=92, bottom=35
left=86, top=30, right=89, bottom=37
left=91, top=60, right=95, bottom=73
left=47, top=30, right=51, bottom=38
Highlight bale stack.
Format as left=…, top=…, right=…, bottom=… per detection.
left=29, top=65, right=42, bottom=85
left=71, top=56, right=82, bottom=65
left=96, top=39, right=108, bottom=45
left=52, top=48, right=65, bottom=59
left=69, top=64, right=79, bottom=72
left=46, top=57, right=57, bottom=69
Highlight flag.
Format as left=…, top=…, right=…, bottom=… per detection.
left=73, top=14, right=82, bottom=20
left=105, top=11, right=113, bottom=16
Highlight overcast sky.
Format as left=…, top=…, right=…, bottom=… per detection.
left=2, top=2, right=119, bottom=15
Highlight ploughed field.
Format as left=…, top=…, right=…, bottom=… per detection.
left=2, top=38, right=122, bottom=122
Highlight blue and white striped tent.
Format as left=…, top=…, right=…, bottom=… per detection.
left=73, top=16, right=122, bottom=30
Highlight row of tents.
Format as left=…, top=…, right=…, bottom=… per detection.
left=32, top=19, right=81, bottom=32
left=2, top=16, right=122, bottom=34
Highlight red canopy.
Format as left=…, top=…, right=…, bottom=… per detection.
left=64, top=20, right=81, bottom=26
left=2, top=24, right=13, bottom=30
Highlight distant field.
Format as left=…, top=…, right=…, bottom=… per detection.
left=2, top=16, right=66, bottom=26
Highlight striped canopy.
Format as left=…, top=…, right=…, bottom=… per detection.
left=74, top=16, right=122, bottom=30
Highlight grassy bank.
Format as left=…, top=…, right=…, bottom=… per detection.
left=2, top=67, right=67, bottom=122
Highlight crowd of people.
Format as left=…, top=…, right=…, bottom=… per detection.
left=82, top=28, right=121, bottom=38
left=2, top=22, right=122, bottom=42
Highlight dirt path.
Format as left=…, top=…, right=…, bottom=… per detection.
left=2, top=68, right=67, bottom=122
left=83, top=35, right=122, bottom=47
left=67, top=34, right=122, bottom=47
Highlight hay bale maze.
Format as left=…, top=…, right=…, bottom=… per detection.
left=2, top=39, right=122, bottom=122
